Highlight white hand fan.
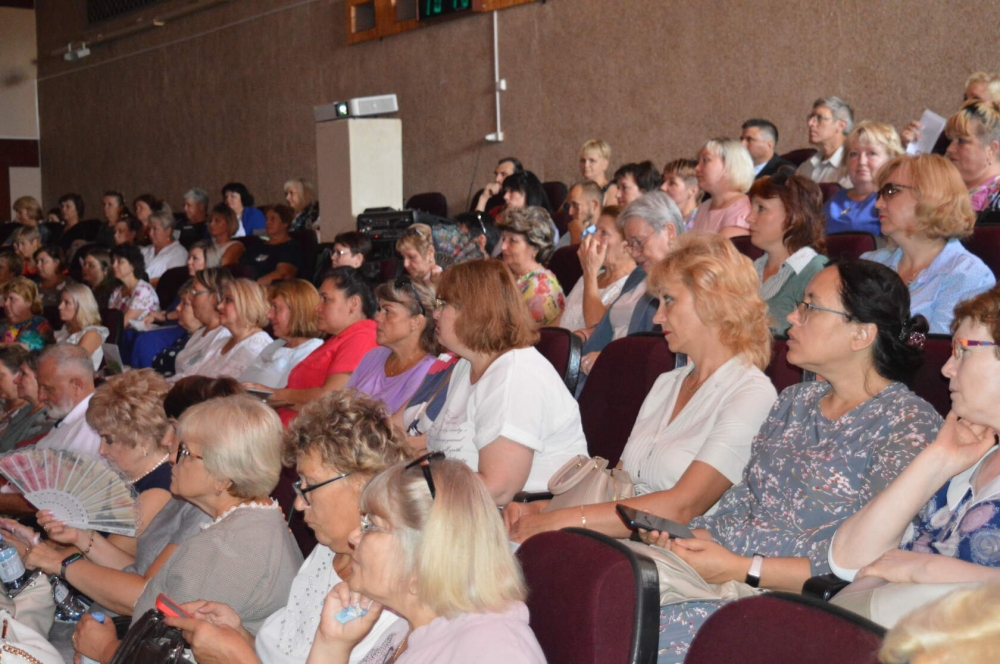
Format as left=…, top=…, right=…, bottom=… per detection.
left=0, top=449, right=138, bottom=536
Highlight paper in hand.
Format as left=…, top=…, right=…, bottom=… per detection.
left=906, top=109, right=947, bottom=155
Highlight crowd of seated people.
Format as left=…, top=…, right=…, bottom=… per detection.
left=5, top=72, right=1000, bottom=664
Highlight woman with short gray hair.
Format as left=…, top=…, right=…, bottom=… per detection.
left=142, top=208, right=188, bottom=285
left=497, top=206, right=564, bottom=326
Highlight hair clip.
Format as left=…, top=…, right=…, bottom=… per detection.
left=906, top=331, right=926, bottom=350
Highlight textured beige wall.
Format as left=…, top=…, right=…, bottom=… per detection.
left=34, top=0, right=1000, bottom=218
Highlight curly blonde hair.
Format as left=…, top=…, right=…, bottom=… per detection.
left=86, top=368, right=171, bottom=450
left=648, top=233, right=772, bottom=369
left=875, top=154, right=976, bottom=240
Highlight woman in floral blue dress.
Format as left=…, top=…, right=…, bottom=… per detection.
left=831, top=287, right=1000, bottom=589
left=642, top=260, right=943, bottom=663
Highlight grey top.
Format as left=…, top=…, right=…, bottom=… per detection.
left=692, top=381, right=942, bottom=574
left=132, top=502, right=302, bottom=633
left=0, top=405, right=52, bottom=454
left=123, top=498, right=212, bottom=576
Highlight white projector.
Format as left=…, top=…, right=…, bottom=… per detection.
left=314, top=94, right=399, bottom=122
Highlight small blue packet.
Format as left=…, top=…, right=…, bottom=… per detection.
left=334, top=605, right=369, bottom=623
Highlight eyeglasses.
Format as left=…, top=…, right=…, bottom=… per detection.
left=394, top=275, right=426, bottom=317
left=952, top=339, right=999, bottom=359
left=434, top=296, right=451, bottom=310
left=359, top=513, right=390, bottom=535
left=794, top=300, right=853, bottom=324
left=625, top=233, right=654, bottom=253
left=806, top=113, right=834, bottom=124
left=876, top=183, right=914, bottom=200
left=293, top=472, right=351, bottom=506
left=331, top=249, right=350, bottom=257
left=405, top=451, right=445, bottom=499
left=175, top=441, right=203, bottom=464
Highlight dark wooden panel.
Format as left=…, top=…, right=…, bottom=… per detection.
left=0, top=1, right=35, bottom=9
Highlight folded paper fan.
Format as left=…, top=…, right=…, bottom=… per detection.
left=0, top=449, right=138, bottom=536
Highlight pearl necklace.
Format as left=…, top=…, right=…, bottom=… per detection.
left=130, top=454, right=170, bottom=485
left=202, top=499, right=280, bottom=531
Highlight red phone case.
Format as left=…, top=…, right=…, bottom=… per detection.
left=155, top=593, right=192, bottom=618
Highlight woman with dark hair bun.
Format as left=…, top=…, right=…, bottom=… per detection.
left=640, top=259, right=942, bottom=663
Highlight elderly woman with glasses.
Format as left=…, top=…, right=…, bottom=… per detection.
left=70, top=394, right=302, bottom=664
left=306, top=455, right=546, bottom=664
left=164, top=391, right=412, bottom=664
left=498, top=206, right=564, bottom=326
left=167, top=268, right=233, bottom=379
left=861, top=154, right=995, bottom=333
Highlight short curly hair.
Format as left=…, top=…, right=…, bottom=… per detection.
left=1, top=277, right=41, bottom=315
left=86, top=368, right=171, bottom=450
left=497, top=206, right=556, bottom=264
left=281, top=389, right=409, bottom=478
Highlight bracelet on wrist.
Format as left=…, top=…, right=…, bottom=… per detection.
left=81, top=532, right=95, bottom=557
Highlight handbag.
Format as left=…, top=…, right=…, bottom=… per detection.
left=0, top=612, right=62, bottom=664
left=544, top=455, right=635, bottom=512
left=109, top=609, right=192, bottom=664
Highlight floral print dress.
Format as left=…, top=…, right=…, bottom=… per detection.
left=1, top=316, right=54, bottom=350
left=655, top=380, right=942, bottom=663
left=516, top=268, right=564, bottom=326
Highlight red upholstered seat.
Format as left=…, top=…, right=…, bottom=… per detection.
left=272, top=466, right=318, bottom=557
left=765, top=337, right=803, bottom=394
left=542, top=181, right=568, bottom=213
left=517, top=528, right=659, bottom=664
left=99, top=308, right=124, bottom=346
left=730, top=235, right=764, bottom=261
left=406, top=192, right=448, bottom=218
left=905, top=333, right=952, bottom=417
left=818, top=182, right=842, bottom=203
left=780, top=148, right=818, bottom=167
left=547, top=244, right=583, bottom=293
left=155, top=266, right=190, bottom=308
left=963, top=223, right=1000, bottom=277
left=686, top=592, right=885, bottom=664
left=826, top=231, right=877, bottom=262
left=534, top=327, right=582, bottom=394
left=579, top=333, right=676, bottom=466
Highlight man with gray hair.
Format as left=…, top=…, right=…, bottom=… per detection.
left=179, top=187, right=210, bottom=248
left=142, top=208, right=188, bottom=285
left=34, top=345, right=100, bottom=458
left=741, top=119, right=794, bottom=180
left=796, top=96, right=854, bottom=187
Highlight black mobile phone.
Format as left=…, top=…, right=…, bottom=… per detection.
left=615, top=504, right=694, bottom=539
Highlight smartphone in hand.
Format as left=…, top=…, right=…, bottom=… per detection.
left=156, top=593, right=192, bottom=619
left=615, top=504, right=694, bottom=539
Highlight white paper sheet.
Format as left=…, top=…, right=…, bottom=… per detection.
left=906, top=109, right=947, bottom=155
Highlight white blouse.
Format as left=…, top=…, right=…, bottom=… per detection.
left=559, top=273, right=629, bottom=333
left=54, top=325, right=110, bottom=370
left=239, top=338, right=323, bottom=388
left=193, top=330, right=273, bottom=379
left=172, top=326, right=232, bottom=379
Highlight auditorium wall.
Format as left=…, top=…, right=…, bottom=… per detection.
left=32, top=0, right=1000, bottom=220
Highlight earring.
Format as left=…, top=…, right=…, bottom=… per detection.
left=143, top=448, right=148, bottom=458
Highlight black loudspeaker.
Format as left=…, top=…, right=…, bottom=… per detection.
left=356, top=208, right=415, bottom=260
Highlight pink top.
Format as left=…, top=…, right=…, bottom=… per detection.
left=690, top=196, right=751, bottom=233
left=395, top=603, right=545, bottom=664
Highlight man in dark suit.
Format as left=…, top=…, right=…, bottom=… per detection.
left=741, top=119, right=794, bottom=180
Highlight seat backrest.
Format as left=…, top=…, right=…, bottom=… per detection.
left=905, top=333, right=951, bottom=417
left=42, top=305, right=61, bottom=332
left=765, top=337, right=802, bottom=394
left=535, top=327, right=582, bottom=394
left=517, top=528, right=659, bottom=664
left=826, top=231, right=877, bottom=262
left=686, top=591, right=885, bottom=664
left=963, top=224, right=1000, bottom=277
left=406, top=192, right=448, bottom=218
left=290, top=230, right=319, bottom=280
left=547, top=245, right=583, bottom=293
left=155, top=266, right=190, bottom=308
left=780, top=148, right=818, bottom=167
left=578, top=334, right=676, bottom=465
left=818, top=182, right=842, bottom=203
left=100, top=308, right=125, bottom=346
left=730, top=235, right=764, bottom=261
left=272, top=465, right=318, bottom=557
left=542, top=181, right=569, bottom=213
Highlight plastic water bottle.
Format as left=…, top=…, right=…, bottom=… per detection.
left=0, top=534, right=34, bottom=596
left=51, top=575, right=91, bottom=622
left=79, top=612, right=105, bottom=664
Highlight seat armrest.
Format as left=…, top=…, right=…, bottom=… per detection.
left=512, top=491, right=554, bottom=503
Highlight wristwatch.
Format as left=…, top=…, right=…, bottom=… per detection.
left=745, top=552, right=765, bottom=588
left=60, top=553, right=84, bottom=579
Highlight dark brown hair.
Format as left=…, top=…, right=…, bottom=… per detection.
left=748, top=171, right=826, bottom=254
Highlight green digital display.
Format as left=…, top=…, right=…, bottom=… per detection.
left=419, top=0, right=472, bottom=20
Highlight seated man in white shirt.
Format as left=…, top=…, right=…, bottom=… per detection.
left=796, top=96, right=854, bottom=187
left=142, top=208, right=188, bottom=286
left=0, top=345, right=101, bottom=515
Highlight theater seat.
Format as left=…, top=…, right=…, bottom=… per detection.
left=543, top=181, right=568, bottom=213
left=905, top=333, right=952, bottom=417
left=765, top=337, right=803, bottom=394
left=780, top=148, right=818, bottom=167
left=155, top=266, right=189, bottom=308
left=99, top=308, right=125, bottom=346
left=578, top=333, right=676, bottom=466
left=517, top=528, right=659, bottom=664
left=818, top=182, right=842, bottom=203
left=535, top=327, right=582, bottom=394
left=730, top=235, right=764, bottom=261
left=963, top=224, right=1000, bottom=277
left=406, top=192, right=448, bottom=218
left=826, top=231, right=877, bottom=262
left=685, top=592, right=885, bottom=664
left=547, top=245, right=583, bottom=293
left=43, top=305, right=61, bottom=331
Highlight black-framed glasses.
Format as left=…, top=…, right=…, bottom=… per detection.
left=625, top=233, right=654, bottom=253
left=394, top=275, right=426, bottom=317
left=876, top=183, right=914, bottom=200
left=405, top=451, right=445, bottom=499
left=952, top=339, right=1000, bottom=360
left=175, top=441, right=203, bottom=464
left=293, top=472, right=351, bottom=506
left=794, top=301, right=853, bottom=324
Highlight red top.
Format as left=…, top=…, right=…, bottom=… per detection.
left=279, top=319, right=378, bottom=425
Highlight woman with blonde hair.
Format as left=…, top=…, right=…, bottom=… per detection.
left=425, top=259, right=587, bottom=504
left=862, top=153, right=995, bottom=333
left=11, top=226, right=41, bottom=276
left=241, top=279, right=324, bottom=389
left=55, top=281, right=109, bottom=369
left=507, top=233, right=777, bottom=541
left=661, top=158, right=702, bottom=227
left=944, top=99, right=1000, bottom=224
left=285, top=178, right=320, bottom=233
left=307, top=455, right=546, bottom=663
left=396, top=223, right=441, bottom=284
left=825, top=121, right=905, bottom=235
left=691, top=138, right=755, bottom=238
left=0, top=277, right=53, bottom=350
left=12, top=196, right=43, bottom=229
left=579, top=139, right=618, bottom=205
left=497, top=206, right=564, bottom=326
left=188, top=278, right=272, bottom=379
